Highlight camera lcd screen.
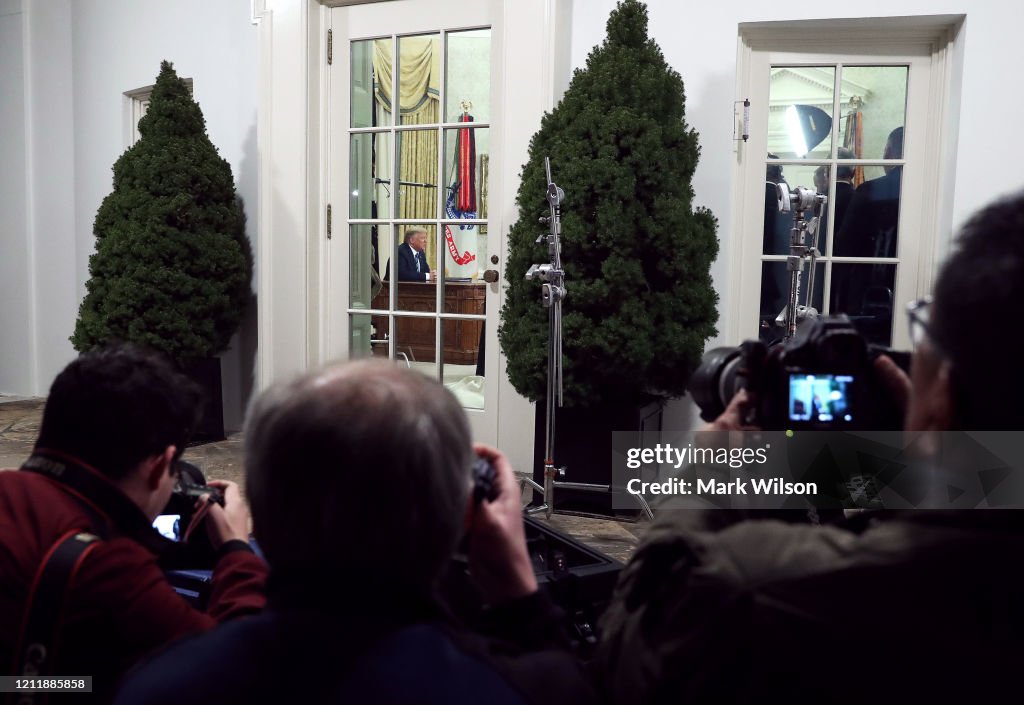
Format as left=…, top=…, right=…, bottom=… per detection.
left=788, top=374, right=854, bottom=424
left=153, top=514, right=182, bottom=542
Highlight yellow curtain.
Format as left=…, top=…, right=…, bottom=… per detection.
left=398, top=104, right=440, bottom=269
left=373, top=37, right=440, bottom=118
left=374, top=37, right=441, bottom=270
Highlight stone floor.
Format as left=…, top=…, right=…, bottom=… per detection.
left=0, top=396, right=646, bottom=563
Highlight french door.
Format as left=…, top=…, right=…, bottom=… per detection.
left=327, top=0, right=502, bottom=442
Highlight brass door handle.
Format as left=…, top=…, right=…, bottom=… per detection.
left=482, top=269, right=499, bottom=283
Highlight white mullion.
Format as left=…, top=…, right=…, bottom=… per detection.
left=434, top=29, right=447, bottom=381
left=388, top=33, right=399, bottom=362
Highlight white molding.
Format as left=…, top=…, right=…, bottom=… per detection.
left=22, top=1, right=40, bottom=394
left=318, top=0, right=398, bottom=7
left=739, top=15, right=965, bottom=49
left=122, top=79, right=193, bottom=147
left=251, top=0, right=268, bottom=25
left=255, top=6, right=275, bottom=389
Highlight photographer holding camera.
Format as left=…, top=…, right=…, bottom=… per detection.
left=0, top=345, right=267, bottom=703
left=595, top=192, right=1024, bottom=704
left=114, top=360, right=596, bottom=705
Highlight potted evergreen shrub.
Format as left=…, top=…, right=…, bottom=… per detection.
left=72, top=61, right=252, bottom=441
left=499, top=0, right=719, bottom=513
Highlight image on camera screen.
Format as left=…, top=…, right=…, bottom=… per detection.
left=153, top=514, right=182, bottom=541
left=788, top=374, right=854, bottom=424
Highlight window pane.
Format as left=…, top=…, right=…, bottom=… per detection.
left=351, top=313, right=390, bottom=360
left=442, top=316, right=485, bottom=410
left=832, top=162, right=902, bottom=258
left=768, top=66, right=835, bottom=159
left=759, top=261, right=824, bottom=344
left=395, top=315, right=437, bottom=375
left=837, top=66, right=907, bottom=175
left=349, top=224, right=383, bottom=311
left=351, top=39, right=391, bottom=128
left=445, top=29, right=490, bottom=124
left=349, top=132, right=391, bottom=220
left=396, top=128, right=439, bottom=220
left=830, top=263, right=897, bottom=345
left=398, top=34, right=441, bottom=126
left=444, top=127, right=488, bottom=221
left=764, top=163, right=829, bottom=255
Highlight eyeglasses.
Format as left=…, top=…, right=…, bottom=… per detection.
left=906, top=296, right=934, bottom=351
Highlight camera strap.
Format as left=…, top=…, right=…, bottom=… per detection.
left=9, top=530, right=101, bottom=705
left=19, top=450, right=172, bottom=555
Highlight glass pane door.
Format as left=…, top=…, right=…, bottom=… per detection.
left=346, top=27, right=492, bottom=410
left=759, top=64, right=908, bottom=346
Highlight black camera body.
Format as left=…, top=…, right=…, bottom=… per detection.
left=471, top=457, right=499, bottom=503
left=689, top=316, right=907, bottom=431
left=155, top=461, right=224, bottom=569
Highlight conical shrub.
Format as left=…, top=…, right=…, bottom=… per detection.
left=72, top=60, right=251, bottom=361
left=499, top=0, right=719, bottom=407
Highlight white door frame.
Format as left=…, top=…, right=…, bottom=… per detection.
left=727, top=16, right=965, bottom=348
left=252, top=0, right=572, bottom=471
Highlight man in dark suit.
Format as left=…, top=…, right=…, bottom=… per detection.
left=832, top=129, right=903, bottom=323
left=396, top=227, right=433, bottom=282
left=834, top=128, right=903, bottom=259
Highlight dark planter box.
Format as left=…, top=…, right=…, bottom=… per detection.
left=182, top=357, right=225, bottom=443
left=532, top=399, right=663, bottom=518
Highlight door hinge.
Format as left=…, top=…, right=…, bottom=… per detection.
left=327, top=29, right=333, bottom=65
left=326, top=204, right=332, bottom=239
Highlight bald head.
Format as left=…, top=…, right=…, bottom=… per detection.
left=244, top=360, right=473, bottom=587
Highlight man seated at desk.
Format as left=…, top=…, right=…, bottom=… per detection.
left=395, top=227, right=434, bottom=283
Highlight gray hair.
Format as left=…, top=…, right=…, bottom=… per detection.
left=244, top=359, right=473, bottom=588
left=403, top=227, right=427, bottom=244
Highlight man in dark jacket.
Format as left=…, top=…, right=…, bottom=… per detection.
left=595, top=191, right=1024, bottom=705
left=397, top=227, right=433, bottom=281
left=115, top=360, right=596, bottom=705
left=0, top=345, right=267, bottom=703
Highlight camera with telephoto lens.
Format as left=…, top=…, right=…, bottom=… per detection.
left=688, top=315, right=909, bottom=431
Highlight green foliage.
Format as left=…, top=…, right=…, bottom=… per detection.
left=498, top=0, right=719, bottom=407
left=72, top=61, right=252, bottom=362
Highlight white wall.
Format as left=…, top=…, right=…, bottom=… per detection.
left=0, top=0, right=33, bottom=395
left=569, top=0, right=1018, bottom=430
left=5, top=0, right=259, bottom=428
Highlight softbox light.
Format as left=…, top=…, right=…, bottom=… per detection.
left=785, top=104, right=832, bottom=157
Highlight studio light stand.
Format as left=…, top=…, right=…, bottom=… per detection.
left=521, top=158, right=654, bottom=521
left=774, top=182, right=827, bottom=341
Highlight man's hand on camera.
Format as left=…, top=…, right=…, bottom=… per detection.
left=701, top=388, right=759, bottom=433
left=202, top=480, right=251, bottom=550
left=465, top=444, right=538, bottom=605
left=874, top=354, right=911, bottom=418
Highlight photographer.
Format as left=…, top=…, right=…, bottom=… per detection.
left=0, top=345, right=267, bottom=703
left=114, top=360, right=596, bottom=705
left=595, top=192, right=1024, bottom=704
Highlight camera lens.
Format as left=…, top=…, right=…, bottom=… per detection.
left=689, top=347, right=744, bottom=422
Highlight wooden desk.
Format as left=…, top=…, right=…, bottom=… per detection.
left=371, top=281, right=485, bottom=365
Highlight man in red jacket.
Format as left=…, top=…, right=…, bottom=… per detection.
left=0, top=344, right=267, bottom=703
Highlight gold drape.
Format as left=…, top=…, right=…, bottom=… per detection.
left=373, top=37, right=440, bottom=119
left=398, top=103, right=440, bottom=270
left=374, top=36, right=441, bottom=270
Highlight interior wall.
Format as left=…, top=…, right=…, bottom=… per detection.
left=568, top=0, right=1012, bottom=430
left=15, top=0, right=260, bottom=428
left=0, top=0, right=32, bottom=395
